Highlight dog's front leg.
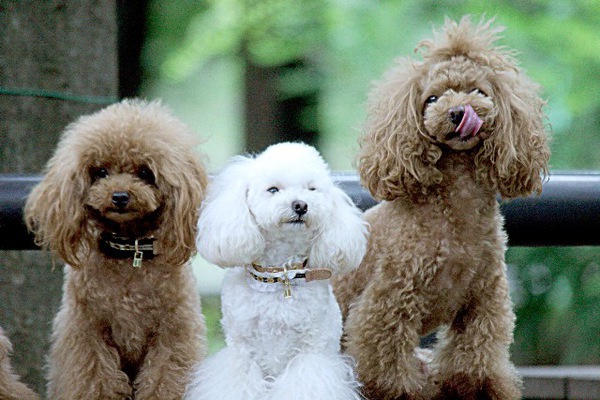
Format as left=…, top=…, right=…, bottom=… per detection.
left=431, top=262, right=522, bottom=400
left=344, top=271, right=428, bottom=400
left=133, top=320, right=204, bottom=400
left=47, top=312, right=132, bottom=400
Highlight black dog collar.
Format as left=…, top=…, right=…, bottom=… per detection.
left=99, top=233, right=156, bottom=267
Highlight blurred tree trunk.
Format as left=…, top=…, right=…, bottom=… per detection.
left=0, top=1, right=118, bottom=396
left=243, top=48, right=319, bottom=153
left=244, top=57, right=283, bottom=153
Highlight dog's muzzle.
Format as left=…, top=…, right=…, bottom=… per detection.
left=450, top=104, right=483, bottom=138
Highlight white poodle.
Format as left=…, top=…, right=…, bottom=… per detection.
left=185, top=142, right=368, bottom=400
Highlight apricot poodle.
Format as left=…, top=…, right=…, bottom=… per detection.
left=25, top=100, right=208, bottom=399
left=333, top=17, right=549, bottom=399
left=0, top=327, right=38, bottom=400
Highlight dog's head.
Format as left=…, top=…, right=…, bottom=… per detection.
left=359, top=16, right=550, bottom=201
left=25, top=99, right=208, bottom=267
left=197, top=142, right=368, bottom=273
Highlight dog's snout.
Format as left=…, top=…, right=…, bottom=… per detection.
left=292, top=200, right=308, bottom=216
left=448, top=106, right=465, bottom=126
left=112, top=192, right=130, bottom=208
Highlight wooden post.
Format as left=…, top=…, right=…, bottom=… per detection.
left=0, top=1, right=118, bottom=395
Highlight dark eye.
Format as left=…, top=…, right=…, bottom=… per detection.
left=137, top=166, right=156, bottom=185
left=90, top=167, right=109, bottom=181
left=308, top=187, right=316, bottom=191
left=471, top=88, right=487, bottom=97
left=425, top=95, right=438, bottom=105
left=267, top=187, right=279, bottom=194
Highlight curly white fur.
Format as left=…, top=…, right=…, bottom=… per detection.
left=185, top=142, right=368, bottom=400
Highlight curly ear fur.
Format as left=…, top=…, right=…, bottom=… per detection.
left=358, top=61, right=443, bottom=202
left=197, top=157, right=265, bottom=267
left=24, top=126, right=93, bottom=267
left=308, top=186, right=368, bottom=274
left=156, top=154, right=208, bottom=266
left=476, top=69, right=550, bottom=198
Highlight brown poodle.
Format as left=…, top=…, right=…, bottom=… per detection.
left=0, top=327, right=38, bottom=400
left=25, top=100, right=208, bottom=399
left=332, top=17, right=549, bottom=399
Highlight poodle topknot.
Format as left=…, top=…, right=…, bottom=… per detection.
left=25, top=99, right=208, bottom=399
left=333, top=17, right=549, bottom=399
left=185, top=142, right=368, bottom=400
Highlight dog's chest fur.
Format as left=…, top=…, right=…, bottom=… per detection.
left=368, top=153, right=505, bottom=333
left=67, top=254, right=191, bottom=363
left=220, top=267, right=342, bottom=377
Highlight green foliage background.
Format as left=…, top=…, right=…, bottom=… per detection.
left=142, top=0, right=600, bottom=364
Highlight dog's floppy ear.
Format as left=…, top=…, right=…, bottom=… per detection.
left=358, top=59, right=443, bottom=202
left=155, top=153, right=208, bottom=266
left=476, top=68, right=550, bottom=198
left=24, top=128, right=90, bottom=267
left=197, top=157, right=265, bottom=267
left=309, top=186, right=368, bottom=274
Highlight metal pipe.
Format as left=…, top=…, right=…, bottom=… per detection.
left=1, top=173, right=599, bottom=250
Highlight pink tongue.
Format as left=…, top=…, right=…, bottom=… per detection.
left=456, top=104, right=483, bottom=138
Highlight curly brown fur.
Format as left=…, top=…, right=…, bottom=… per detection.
left=25, top=99, right=208, bottom=399
left=332, top=17, right=549, bottom=399
left=0, top=327, right=38, bottom=400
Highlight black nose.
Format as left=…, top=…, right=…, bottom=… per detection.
left=448, top=106, right=465, bottom=126
left=292, top=200, right=308, bottom=216
left=112, top=192, right=130, bottom=208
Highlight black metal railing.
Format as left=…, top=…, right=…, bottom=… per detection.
left=1, top=172, right=600, bottom=250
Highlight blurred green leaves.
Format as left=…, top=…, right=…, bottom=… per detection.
left=509, top=247, right=600, bottom=365
left=157, top=0, right=327, bottom=80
